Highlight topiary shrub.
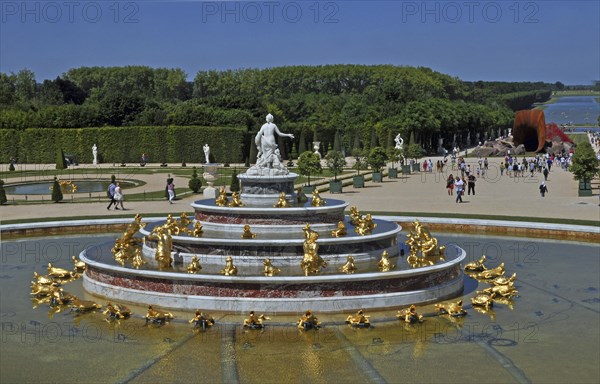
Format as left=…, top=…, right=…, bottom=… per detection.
left=0, top=179, right=7, bottom=205
left=56, top=148, right=67, bottom=170
left=51, top=177, right=63, bottom=203
left=188, top=167, right=202, bottom=193
left=297, top=151, right=322, bottom=186
left=230, top=169, right=240, bottom=192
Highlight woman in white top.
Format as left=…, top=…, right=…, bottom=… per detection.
left=114, top=182, right=125, bottom=210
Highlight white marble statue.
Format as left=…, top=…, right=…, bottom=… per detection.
left=203, top=144, right=210, bottom=164
left=253, top=114, right=294, bottom=171
left=394, top=134, right=404, bottom=150
left=92, top=144, right=98, bottom=165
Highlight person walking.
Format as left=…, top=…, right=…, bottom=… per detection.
left=114, top=182, right=125, bottom=210
left=467, top=173, right=476, bottom=195
left=446, top=174, right=454, bottom=195
left=455, top=176, right=464, bottom=203
left=167, top=179, right=175, bottom=204
left=539, top=182, right=548, bottom=197
left=107, top=180, right=118, bottom=210
left=500, top=162, right=505, bottom=176
left=543, top=167, right=549, bottom=181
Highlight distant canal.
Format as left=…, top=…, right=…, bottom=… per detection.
left=541, top=95, right=599, bottom=126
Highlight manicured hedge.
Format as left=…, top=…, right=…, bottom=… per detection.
left=4, top=126, right=245, bottom=164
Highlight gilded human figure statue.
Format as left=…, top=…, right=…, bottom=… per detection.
left=148, top=227, right=173, bottom=268
left=349, top=206, right=361, bottom=226
left=273, top=192, right=289, bottom=208
left=215, top=186, right=228, bottom=207
left=241, top=224, right=256, bottom=239
left=297, top=310, right=321, bottom=330
left=378, top=250, right=396, bottom=272
left=301, top=230, right=327, bottom=276
left=229, top=192, right=245, bottom=207
left=340, top=255, right=357, bottom=274
left=187, top=256, right=202, bottom=274
left=178, top=212, right=192, bottom=232
left=188, top=221, right=204, bottom=237
left=346, top=309, right=370, bottom=327
left=355, top=214, right=376, bottom=236
left=405, top=220, right=445, bottom=258
left=243, top=311, right=270, bottom=328
left=311, top=190, right=326, bottom=207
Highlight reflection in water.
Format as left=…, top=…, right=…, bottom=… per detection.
left=1, top=234, right=599, bottom=383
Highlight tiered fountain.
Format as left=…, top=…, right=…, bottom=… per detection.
left=81, top=115, right=465, bottom=313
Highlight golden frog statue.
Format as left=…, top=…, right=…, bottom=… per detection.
left=378, top=250, right=396, bottom=272
left=220, top=256, right=238, bottom=276
left=72, top=256, right=86, bottom=272
left=47, top=263, right=75, bottom=280
left=145, top=305, right=174, bottom=324
left=492, top=272, right=516, bottom=286
left=103, top=302, right=132, bottom=319
left=228, top=192, right=245, bottom=207
left=464, top=255, right=487, bottom=273
left=435, top=300, right=467, bottom=317
left=32, top=271, right=56, bottom=286
left=263, top=258, right=281, bottom=276
left=215, top=186, right=229, bottom=207
left=241, top=224, right=256, bottom=239
left=31, top=282, right=61, bottom=298
left=346, top=309, right=370, bottom=327
left=330, top=221, right=347, bottom=237
left=311, top=190, right=326, bottom=207
left=50, top=289, right=77, bottom=306
left=70, top=299, right=101, bottom=313
left=483, top=283, right=518, bottom=298
left=189, top=221, right=204, bottom=237
left=471, top=291, right=495, bottom=309
left=243, top=311, right=270, bottom=329
left=187, top=256, right=202, bottom=274
left=273, top=192, right=290, bottom=208
left=297, top=310, right=321, bottom=330
left=397, top=304, right=424, bottom=324
left=189, top=309, right=215, bottom=329
left=475, top=263, right=505, bottom=280
left=340, top=255, right=357, bottom=274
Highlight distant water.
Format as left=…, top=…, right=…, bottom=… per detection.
left=541, top=96, right=599, bottom=125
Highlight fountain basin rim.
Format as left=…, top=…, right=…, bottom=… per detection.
left=79, top=244, right=464, bottom=284
left=191, top=198, right=349, bottom=214
left=138, top=222, right=401, bottom=245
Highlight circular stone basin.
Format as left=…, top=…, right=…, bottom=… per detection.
left=80, top=241, right=464, bottom=313
left=4, top=180, right=138, bottom=195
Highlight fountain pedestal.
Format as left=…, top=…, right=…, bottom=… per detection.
left=202, top=164, right=218, bottom=198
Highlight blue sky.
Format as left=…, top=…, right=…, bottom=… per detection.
left=1, top=0, right=599, bottom=84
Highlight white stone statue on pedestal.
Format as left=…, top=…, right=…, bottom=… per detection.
left=313, top=141, right=321, bottom=159
left=248, top=114, right=294, bottom=176
left=203, top=144, right=210, bottom=164
left=92, top=144, right=98, bottom=165
left=394, top=134, right=404, bottom=150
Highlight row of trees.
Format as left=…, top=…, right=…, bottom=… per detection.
left=1, top=65, right=560, bottom=163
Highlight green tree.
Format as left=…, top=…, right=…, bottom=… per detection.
left=297, top=151, right=322, bottom=186
left=570, top=141, right=599, bottom=184
left=0, top=179, right=7, bottom=205
left=404, top=143, right=425, bottom=161
left=188, top=167, right=202, bottom=193
left=367, top=146, right=388, bottom=172
left=230, top=169, right=240, bottom=192
left=51, top=177, right=63, bottom=203
left=351, top=148, right=365, bottom=175
left=325, top=150, right=346, bottom=181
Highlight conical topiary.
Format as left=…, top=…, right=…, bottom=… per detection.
left=188, top=167, right=202, bottom=193
left=230, top=169, right=240, bottom=192
left=56, top=149, right=67, bottom=170
left=0, top=179, right=7, bottom=205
